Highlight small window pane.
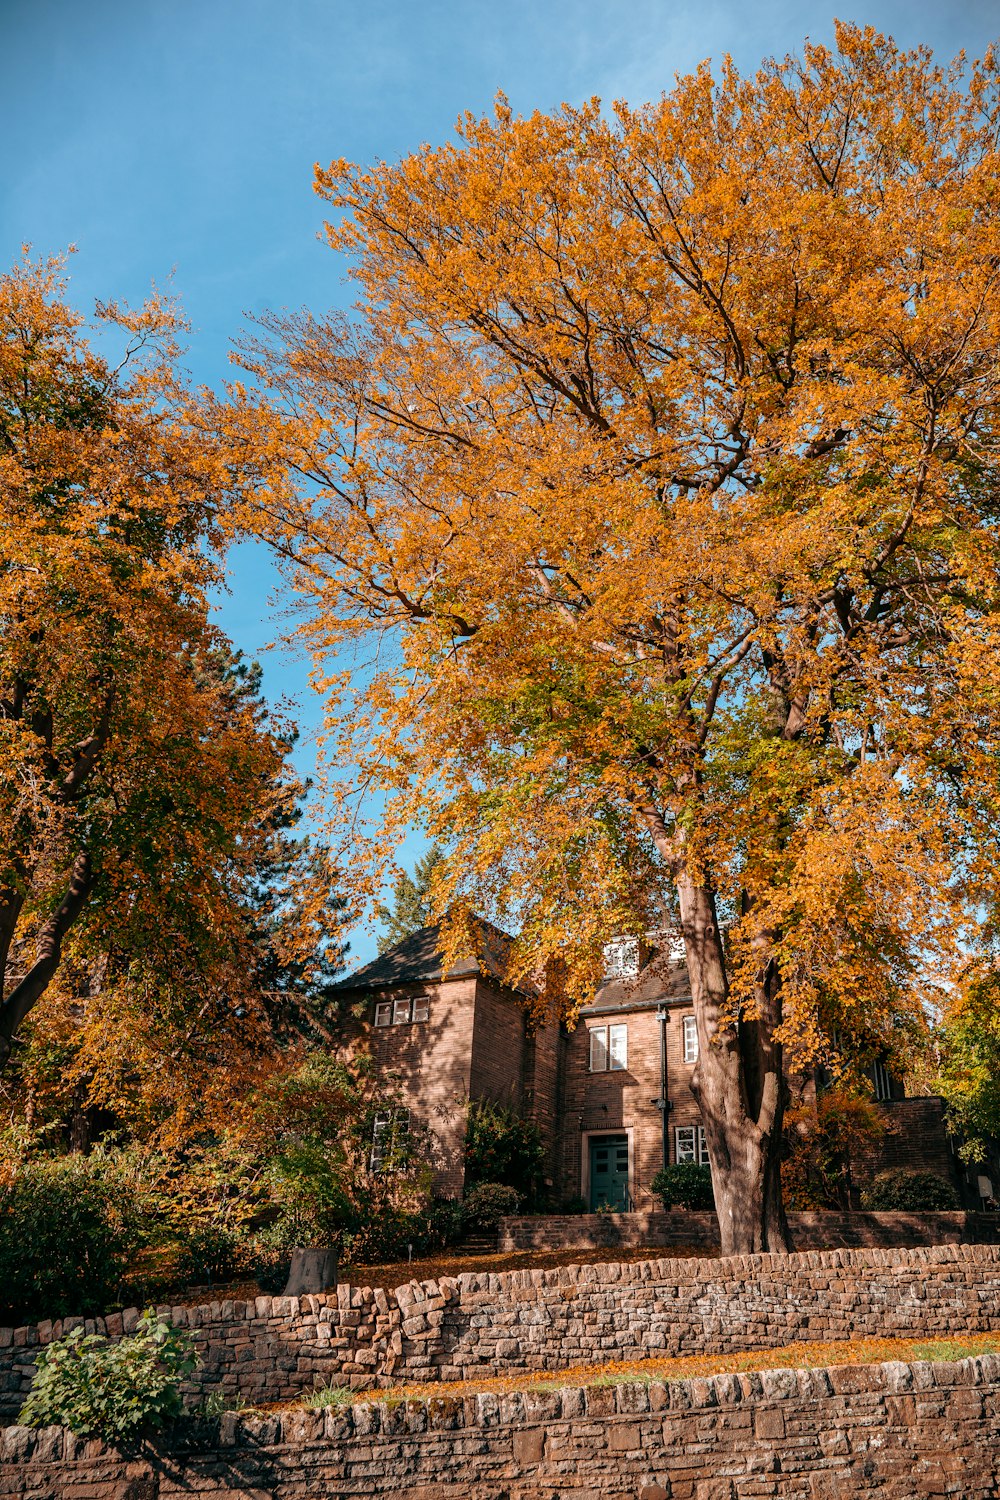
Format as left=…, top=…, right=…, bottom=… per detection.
left=682, top=1016, right=698, bottom=1064
left=608, top=1023, right=627, bottom=1071
left=374, top=1002, right=392, bottom=1028
left=412, top=996, right=430, bottom=1022
left=697, top=1126, right=710, bottom=1165
left=675, top=1126, right=696, bottom=1163
left=393, top=998, right=411, bottom=1025
left=589, top=1026, right=608, bottom=1072
left=603, top=937, right=640, bottom=979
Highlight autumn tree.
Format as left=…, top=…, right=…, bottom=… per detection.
left=0, top=255, right=343, bottom=1109
left=230, top=26, right=1000, bottom=1252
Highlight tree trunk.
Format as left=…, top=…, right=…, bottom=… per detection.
left=0, top=851, right=94, bottom=1074
left=678, top=877, right=790, bottom=1255
left=283, top=1247, right=338, bottom=1296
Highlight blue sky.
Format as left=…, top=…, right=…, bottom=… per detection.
left=3, top=0, right=997, bottom=958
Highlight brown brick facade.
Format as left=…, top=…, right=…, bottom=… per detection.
left=336, top=929, right=972, bottom=1209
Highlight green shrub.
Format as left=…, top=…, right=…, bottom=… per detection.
left=173, top=1222, right=244, bottom=1287
left=561, top=1195, right=588, bottom=1215
left=464, top=1100, right=544, bottom=1199
left=19, top=1311, right=197, bottom=1440
left=0, top=1155, right=141, bottom=1324
left=462, top=1181, right=520, bottom=1233
left=860, top=1169, right=960, bottom=1211
left=651, top=1163, right=715, bottom=1211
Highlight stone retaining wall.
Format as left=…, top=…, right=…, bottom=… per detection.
left=4, top=1242, right=1000, bottom=1420
left=498, top=1209, right=1000, bottom=1253
left=2, top=1353, right=999, bottom=1498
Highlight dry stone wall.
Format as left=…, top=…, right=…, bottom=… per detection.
left=4, top=1243, right=1000, bottom=1421
left=3, top=1353, right=999, bottom=1498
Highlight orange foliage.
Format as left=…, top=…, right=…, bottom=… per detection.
left=225, top=26, right=1000, bottom=1248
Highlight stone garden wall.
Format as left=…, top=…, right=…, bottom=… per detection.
left=3, top=1352, right=999, bottom=1498
left=498, top=1209, right=1000, bottom=1253
left=4, top=1243, right=1000, bottom=1419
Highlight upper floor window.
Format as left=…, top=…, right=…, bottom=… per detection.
left=675, top=1124, right=710, bottom=1165
left=872, top=1058, right=893, bottom=1102
left=370, top=1106, right=410, bottom=1172
left=374, top=996, right=430, bottom=1027
left=590, top=1022, right=627, bottom=1072
left=602, top=937, right=640, bottom=980
left=682, top=1015, right=699, bottom=1064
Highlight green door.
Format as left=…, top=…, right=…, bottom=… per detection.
left=589, top=1134, right=629, bottom=1212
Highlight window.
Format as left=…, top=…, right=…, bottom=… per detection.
left=872, top=1059, right=893, bottom=1102
left=675, top=1125, right=710, bottom=1165
left=589, top=1023, right=627, bottom=1071
left=379, top=996, right=431, bottom=1027
left=602, top=936, right=640, bottom=980
left=370, top=1106, right=411, bottom=1172
left=682, top=1015, right=698, bottom=1064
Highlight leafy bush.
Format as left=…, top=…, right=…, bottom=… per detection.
left=651, top=1163, right=715, bottom=1211
left=19, top=1311, right=197, bottom=1440
left=860, top=1169, right=960, bottom=1211
left=0, top=1154, right=142, bottom=1323
left=344, top=1207, right=423, bottom=1265
left=561, top=1195, right=588, bottom=1215
left=782, top=1087, right=886, bottom=1211
left=462, top=1181, right=520, bottom=1232
left=464, top=1100, right=545, bottom=1199
left=173, top=1223, right=243, bottom=1287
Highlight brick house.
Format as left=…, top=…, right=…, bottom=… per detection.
left=335, top=923, right=985, bottom=1210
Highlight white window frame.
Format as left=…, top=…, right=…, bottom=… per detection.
left=682, top=1015, right=698, bottom=1064
left=411, top=996, right=430, bottom=1023
left=392, top=997, right=412, bottom=1025
left=370, top=1106, right=411, bottom=1172
left=872, top=1059, right=893, bottom=1102
left=374, top=1001, right=392, bottom=1028
left=589, top=1022, right=627, bottom=1071
left=675, top=1125, right=710, bottom=1165
left=370, top=1108, right=393, bottom=1170
left=602, top=936, right=640, bottom=980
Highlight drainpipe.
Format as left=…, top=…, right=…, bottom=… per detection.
left=656, top=1007, right=670, bottom=1170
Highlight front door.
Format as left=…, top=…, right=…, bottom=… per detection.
left=589, top=1134, right=629, bottom=1212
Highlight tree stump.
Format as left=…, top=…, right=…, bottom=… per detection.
left=283, top=1247, right=338, bottom=1296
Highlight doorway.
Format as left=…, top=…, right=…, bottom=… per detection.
left=588, top=1133, right=629, bottom=1211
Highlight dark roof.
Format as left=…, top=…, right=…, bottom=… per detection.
left=588, top=955, right=691, bottom=1012
left=333, top=919, right=515, bottom=993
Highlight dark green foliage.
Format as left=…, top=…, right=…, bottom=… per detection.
left=0, top=1155, right=141, bottom=1323
left=462, top=1181, right=520, bottom=1232
left=343, top=1196, right=466, bottom=1266
left=651, top=1163, right=715, bottom=1211
left=19, top=1311, right=197, bottom=1440
left=561, top=1195, right=588, bottom=1215
left=375, top=845, right=444, bottom=952
left=172, top=1223, right=243, bottom=1288
left=860, top=1169, right=960, bottom=1211
left=464, top=1098, right=545, bottom=1199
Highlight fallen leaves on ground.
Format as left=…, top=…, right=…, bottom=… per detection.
left=293, top=1332, right=1000, bottom=1412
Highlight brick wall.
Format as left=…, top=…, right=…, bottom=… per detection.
left=5, top=1244, right=1000, bottom=1421
left=4, top=1352, right=1000, bottom=1498
left=468, top=976, right=527, bottom=1103
left=498, top=1209, right=1000, bottom=1252
left=360, top=976, right=479, bottom=1197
